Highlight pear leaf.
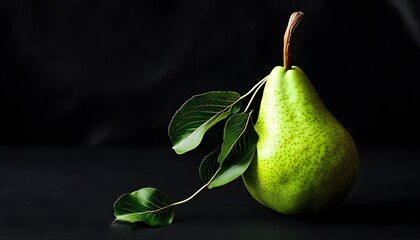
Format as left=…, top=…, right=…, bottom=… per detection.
left=199, top=112, right=259, bottom=188
left=113, top=188, right=174, bottom=226
left=198, top=147, right=221, bottom=184
left=218, top=111, right=256, bottom=164
left=168, top=91, right=241, bottom=155
left=209, top=148, right=256, bottom=189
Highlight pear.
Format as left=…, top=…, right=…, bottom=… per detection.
left=242, top=12, right=359, bottom=214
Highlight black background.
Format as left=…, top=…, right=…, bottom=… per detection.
left=2, top=0, right=420, bottom=149
left=1, top=0, right=420, bottom=239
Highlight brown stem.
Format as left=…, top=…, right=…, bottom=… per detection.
left=283, top=11, right=304, bottom=70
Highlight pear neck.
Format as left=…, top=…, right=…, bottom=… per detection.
left=283, top=11, right=304, bottom=70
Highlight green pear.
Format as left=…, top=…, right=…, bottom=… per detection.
left=242, top=12, right=359, bottom=214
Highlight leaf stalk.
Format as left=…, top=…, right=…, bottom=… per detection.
left=170, top=167, right=221, bottom=206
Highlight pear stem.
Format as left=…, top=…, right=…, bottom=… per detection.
left=283, top=11, right=304, bottom=70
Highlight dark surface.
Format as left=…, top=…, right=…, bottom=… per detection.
left=1, top=146, right=420, bottom=240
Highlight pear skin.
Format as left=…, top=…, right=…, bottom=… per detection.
left=242, top=66, right=359, bottom=214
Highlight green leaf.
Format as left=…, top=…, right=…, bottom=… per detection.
left=209, top=144, right=256, bottom=189
left=168, top=91, right=241, bottom=154
left=218, top=112, right=256, bottom=164
left=199, top=112, right=259, bottom=188
left=113, top=188, right=174, bottom=226
left=199, top=147, right=221, bottom=184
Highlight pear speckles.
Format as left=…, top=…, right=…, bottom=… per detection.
left=242, top=66, right=359, bottom=215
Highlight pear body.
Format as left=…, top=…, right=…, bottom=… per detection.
left=242, top=66, right=359, bottom=214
